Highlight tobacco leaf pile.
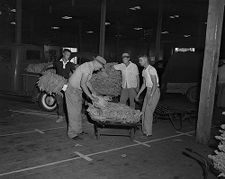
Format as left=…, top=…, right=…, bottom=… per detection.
left=87, top=96, right=142, bottom=124
left=25, top=62, right=53, bottom=74
left=208, top=124, right=225, bottom=177
left=90, top=63, right=122, bottom=97
left=37, top=71, right=67, bottom=95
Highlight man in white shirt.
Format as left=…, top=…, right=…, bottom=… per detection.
left=136, top=55, right=160, bottom=136
left=114, top=52, right=139, bottom=109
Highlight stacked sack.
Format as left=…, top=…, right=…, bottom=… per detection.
left=90, top=63, right=122, bottom=97
left=209, top=124, right=225, bottom=177
left=37, top=71, right=66, bottom=95
left=87, top=95, right=142, bottom=124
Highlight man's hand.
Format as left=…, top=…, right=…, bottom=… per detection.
left=135, top=95, right=139, bottom=102
left=62, top=84, right=68, bottom=91
left=90, top=95, right=99, bottom=102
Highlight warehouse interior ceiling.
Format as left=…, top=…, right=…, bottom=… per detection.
left=0, top=0, right=209, bottom=45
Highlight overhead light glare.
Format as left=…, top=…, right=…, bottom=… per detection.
left=10, top=9, right=16, bottom=13
left=51, top=26, right=60, bottom=29
left=10, top=21, right=16, bottom=25
left=134, top=27, right=143, bottom=31
left=129, top=6, right=141, bottom=11
left=184, top=34, right=191, bottom=38
left=170, top=15, right=179, bottom=19
left=174, top=15, right=179, bottom=18
left=161, top=31, right=169, bottom=34
left=62, top=16, right=72, bottom=20
left=86, top=31, right=94, bottom=34
left=105, top=22, right=111, bottom=26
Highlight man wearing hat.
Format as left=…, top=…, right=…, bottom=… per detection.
left=62, top=56, right=106, bottom=139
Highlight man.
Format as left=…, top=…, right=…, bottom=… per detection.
left=114, top=52, right=139, bottom=108
left=136, top=55, right=160, bottom=136
left=53, top=49, right=75, bottom=123
left=62, top=56, right=106, bottom=139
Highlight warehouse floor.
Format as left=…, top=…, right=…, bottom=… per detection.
left=0, top=95, right=223, bottom=179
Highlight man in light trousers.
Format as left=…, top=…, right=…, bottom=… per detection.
left=136, top=55, right=160, bottom=136
left=114, top=52, right=139, bottom=108
left=63, top=56, right=106, bottom=140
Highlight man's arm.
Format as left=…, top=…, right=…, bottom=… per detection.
left=150, top=75, right=158, bottom=97
left=136, top=78, right=146, bottom=99
left=87, top=81, right=97, bottom=95
left=81, top=73, right=96, bottom=101
left=136, top=74, right=140, bottom=92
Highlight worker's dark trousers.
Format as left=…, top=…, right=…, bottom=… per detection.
left=55, top=93, right=65, bottom=116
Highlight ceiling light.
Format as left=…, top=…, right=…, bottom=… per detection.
left=105, top=22, right=111, bottom=26
left=161, top=31, right=169, bottom=34
left=129, top=6, right=141, bottom=11
left=10, top=21, right=16, bottom=25
left=86, top=31, right=94, bottom=34
left=174, top=15, right=179, bottom=18
left=134, top=27, right=143, bottom=31
left=184, top=34, right=191, bottom=38
left=62, top=16, right=72, bottom=20
left=10, top=9, right=16, bottom=13
left=51, top=26, right=60, bottom=30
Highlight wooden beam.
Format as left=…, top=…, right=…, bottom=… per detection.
left=13, top=0, right=22, bottom=91
left=99, top=0, right=106, bottom=57
left=16, top=0, right=22, bottom=44
left=155, top=0, right=163, bottom=62
left=196, top=0, right=224, bottom=144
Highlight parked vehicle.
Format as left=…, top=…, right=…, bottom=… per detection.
left=161, top=52, right=203, bottom=103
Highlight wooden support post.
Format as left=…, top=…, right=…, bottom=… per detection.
left=155, top=0, right=163, bottom=62
left=196, top=0, right=224, bottom=144
left=99, top=0, right=106, bottom=57
left=13, top=0, right=22, bottom=91
left=78, top=20, right=82, bottom=52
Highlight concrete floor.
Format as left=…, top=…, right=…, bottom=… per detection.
left=0, top=95, right=223, bottom=179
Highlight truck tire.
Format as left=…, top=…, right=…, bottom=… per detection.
left=186, top=86, right=199, bottom=103
left=38, top=92, right=57, bottom=111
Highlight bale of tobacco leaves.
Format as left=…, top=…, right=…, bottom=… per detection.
left=90, top=63, right=122, bottom=97
left=87, top=96, right=142, bottom=124
left=208, top=124, right=225, bottom=177
left=25, top=62, right=53, bottom=74
left=37, top=71, right=67, bottom=95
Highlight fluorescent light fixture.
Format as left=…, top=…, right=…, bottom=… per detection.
left=62, top=16, right=72, bottom=20
left=174, top=15, right=179, bottom=18
left=161, top=31, right=169, bottom=34
left=129, top=6, right=141, bottom=11
left=86, top=31, right=94, bottom=34
left=10, top=21, right=16, bottom=25
left=51, top=26, right=60, bottom=29
left=175, top=48, right=195, bottom=53
left=134, top=27, right=143, bottom=31
left=10, top=9, right=16, bottom=13
left=169, top=16, right=175, bottom=19
left=184, top=34, right=191, bottom=38
left=105, top=22, right=111, bottom=26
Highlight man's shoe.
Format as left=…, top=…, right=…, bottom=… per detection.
left=56, top=116, right=64, bottom=123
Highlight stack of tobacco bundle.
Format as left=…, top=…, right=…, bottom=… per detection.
left=37, top=71, right=67, bottom=95
left=209, top=124, right=225, bottom=177
left=90, top=63, right=122, bottom=96
left=25, top=62, right=53, bottom=74
left=87, top=96, right=142, bottom=124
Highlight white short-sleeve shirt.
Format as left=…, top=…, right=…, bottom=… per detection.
left=114, top=62, right=139, bottom=88
left=142, top=65, right=159, bottom=88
